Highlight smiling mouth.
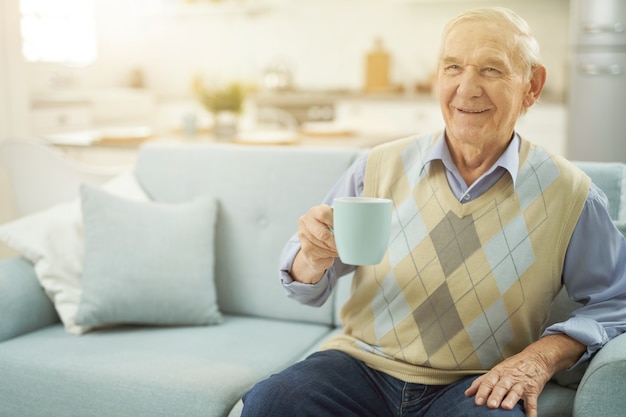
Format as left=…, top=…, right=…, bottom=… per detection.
left=455, top=107, right=489, bottom=114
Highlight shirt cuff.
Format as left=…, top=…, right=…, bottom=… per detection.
left=279, top=238, right=335, bottom=307
left=542, top=315, right=610, bottom=367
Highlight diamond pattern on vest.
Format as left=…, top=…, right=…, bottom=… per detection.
left=413, top=282, right=465, bottom=359
left=372, top=181, right=543, bottom=368
left=323, top=134, right=589, bottom=383
left=430, top=211, right=482, bottom=277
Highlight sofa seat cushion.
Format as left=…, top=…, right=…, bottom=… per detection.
left=226, top=327, right=576, bottom=417
left=0, top=315, right=331, bottom=417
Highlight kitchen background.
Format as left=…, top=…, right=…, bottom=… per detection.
left=0, top=0, right=623, bottom=163
left=23, top=0, right=571, bottom=95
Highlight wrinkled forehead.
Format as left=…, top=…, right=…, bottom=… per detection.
left=441, top=20, right=523, bottom=68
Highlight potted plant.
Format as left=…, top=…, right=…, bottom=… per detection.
left=194, top=79, right=245, bottom=139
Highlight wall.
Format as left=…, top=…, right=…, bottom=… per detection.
left=0, top=0, right=28, bottom=139
left=24, top=0, right=571, bottom=99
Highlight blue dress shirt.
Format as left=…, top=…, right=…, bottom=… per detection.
left=280, top=132, right=626, bottom=365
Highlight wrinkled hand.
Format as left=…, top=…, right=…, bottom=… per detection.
left=292, top=205, right=338, bottom=283
left=464, top=350, right=551, bottom=417
left=465, top=334, right=585, bottom=417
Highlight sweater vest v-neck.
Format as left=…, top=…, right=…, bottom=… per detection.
left=320, top=133, right=590, bottom=384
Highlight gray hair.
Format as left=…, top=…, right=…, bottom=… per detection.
left=439, top=7, right=543, bottom=81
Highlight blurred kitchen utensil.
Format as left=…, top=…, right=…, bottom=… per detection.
left=263, top=60, right=293, bottom=91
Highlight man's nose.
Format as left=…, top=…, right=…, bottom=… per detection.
left=456, top=69, right=483, bottom=98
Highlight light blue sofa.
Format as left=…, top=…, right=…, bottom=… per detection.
left=1, top=141, right=625, bottom=417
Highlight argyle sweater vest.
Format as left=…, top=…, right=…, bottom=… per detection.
left=320, top=133, right=591, bottom=385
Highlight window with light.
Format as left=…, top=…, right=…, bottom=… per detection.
left=19, top=0, right=97, bottom=65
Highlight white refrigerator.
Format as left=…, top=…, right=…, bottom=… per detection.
left=567, top=0, right=626, bottom=162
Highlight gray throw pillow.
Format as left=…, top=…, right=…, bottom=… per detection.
left=75, top=185, right=222, bottom=330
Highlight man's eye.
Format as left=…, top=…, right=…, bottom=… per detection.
left=484, top=67, right=501, bottom=74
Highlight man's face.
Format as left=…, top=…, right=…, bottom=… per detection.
left=436, top=20, right=531, bottom=149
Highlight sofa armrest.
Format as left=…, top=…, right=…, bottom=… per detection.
left=574, top=332, right=626, bottom=417
left=0, top=257, right=59, bottom=342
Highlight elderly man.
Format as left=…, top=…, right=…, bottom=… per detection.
left=241, top=7, right=626, bottom=417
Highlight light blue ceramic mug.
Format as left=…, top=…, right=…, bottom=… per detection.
left=333, top=197, right=393, bottom=265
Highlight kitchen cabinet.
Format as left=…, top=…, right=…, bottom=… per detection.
left=28, top=89, right=156, bottom=137
left=29, top=103, right=92, bottom=136
left=335, top=97, right=444, bottom=140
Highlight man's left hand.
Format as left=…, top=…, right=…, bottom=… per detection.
left=464, top=334, right=586, bottom=417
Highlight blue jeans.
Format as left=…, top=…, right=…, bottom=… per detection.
left=242, top=350, right=525, bottom=417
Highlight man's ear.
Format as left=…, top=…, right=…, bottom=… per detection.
left=523, top=65, right=547, bottom=108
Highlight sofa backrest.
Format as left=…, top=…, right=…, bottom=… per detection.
left=135, top=143, right=626, bottom=330
left=574, top=161, right=626, bottom=222
left=135, top=143, right=363, bottom=326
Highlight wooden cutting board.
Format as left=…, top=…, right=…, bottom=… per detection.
left=365, top=38, right=391, bottom=93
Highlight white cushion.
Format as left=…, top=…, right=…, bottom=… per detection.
left=0, top=171, right=149, bottom=334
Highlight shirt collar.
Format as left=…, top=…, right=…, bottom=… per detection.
left=422, top=130, right=520, bottom=188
